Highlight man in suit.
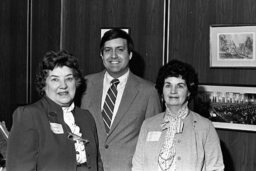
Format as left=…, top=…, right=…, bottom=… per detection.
left=81, top=29, right=162, bottom=171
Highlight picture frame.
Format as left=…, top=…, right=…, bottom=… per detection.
left=100, top=27, right=130, bottom=38
left=0, top=122, right=8, bottom=160
left=210, top=25, right=256, bottom=68
left=195, top=84, right=256, bottom=131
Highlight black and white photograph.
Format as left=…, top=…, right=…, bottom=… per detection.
left=210, top=25, right=256, bottom=68
left=2, top=0, right=256, bottom=171
left=197, top=85, right=256, bottom=131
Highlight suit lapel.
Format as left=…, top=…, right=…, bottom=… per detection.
left=42, top=96, right=71, bottom=133
left=108, top=73, right=139, bottom=136
left=72, top=108, right=89, bottom=141
left=89, top=71, right=107, bottom=135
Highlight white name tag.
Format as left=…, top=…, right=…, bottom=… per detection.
left=146, top=131, right=161, bottom=141
left=50, top=123, right=64, bottom=134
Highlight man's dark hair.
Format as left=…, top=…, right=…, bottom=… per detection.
left=100, top=29, right=134, bottom=54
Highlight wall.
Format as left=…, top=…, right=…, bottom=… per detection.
left=167, top=0, right=256, bottom=170
left=61, top=0, right=165, bottom=83
left=30, top=0, right=61, bottom=101
left=0, top=0, right=165, bottom=127
left=168, top=0, right=256, bottom=85
left=0, top=0, right=28, bottom=129
left=0, top=0, right=62, bottom=129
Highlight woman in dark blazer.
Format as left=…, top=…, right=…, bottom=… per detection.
left=7, top=50, right=103, bottom=171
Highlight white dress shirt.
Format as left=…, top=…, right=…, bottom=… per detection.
left=62, top=103, right=87, bottom=164
left=101, top=70, right=129, bottom=126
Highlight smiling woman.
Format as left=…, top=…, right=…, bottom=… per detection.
left=132, top=59, right=225, bottom=171
left=44, top=66, right=76, bottom=107
left=163, top=76, right=190, bottom=112
left=6, top=50, right=103, bottom=171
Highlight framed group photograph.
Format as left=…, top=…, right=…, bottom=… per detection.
left=210, top=25, right=256, bottom=68
left=195, top=84, right=256, bottom=131
left=0, top=122, right=8, bottom=160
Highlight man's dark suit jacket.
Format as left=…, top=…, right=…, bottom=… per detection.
left=7, top=96, right=103, bottom=171
left=81, top=71, right=162, bottom=171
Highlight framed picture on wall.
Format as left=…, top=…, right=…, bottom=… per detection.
left=195, top=84, right=256, bottom=131
left=100, top=27, right=130, bottom=38
left=210, top=25, right=256, bottom=68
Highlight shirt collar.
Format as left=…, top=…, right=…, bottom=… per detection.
left=104, top=69, right=130, bottom=86
left=62, top=102, right=75, bottom=113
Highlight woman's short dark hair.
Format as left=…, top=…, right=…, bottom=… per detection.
left=35, top=50, right=84, bottom=96
left=100, top=28, right=134, bottom=54
left=155, top=59, right=198, bottom=100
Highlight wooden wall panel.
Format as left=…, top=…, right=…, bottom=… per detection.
left=169, top=0, right=256, bottom=85
left=168, top=0, right=256, bottom=170
left=217, top=129, right=256, bottom=171
left=30, top=0, right=61, bottom=102
left=62, top=0, right=164, bottom=82
left=0, top=0, right=28, bottom=129
left=0, top=0, right=61, bottom=128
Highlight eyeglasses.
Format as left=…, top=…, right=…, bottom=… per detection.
left=67, top=132, right=89, bottom=144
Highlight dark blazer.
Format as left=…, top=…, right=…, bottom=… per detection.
left=7, top=96, right=103, bottom=171
left=81, top=71, right=162, bottom=171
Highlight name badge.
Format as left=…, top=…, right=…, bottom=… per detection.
left=146, top=131, right=161, bottom=141
left=50, top=123, right=64, bottom=134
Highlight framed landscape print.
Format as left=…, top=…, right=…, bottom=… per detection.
left=210, top=25, right=256, bottom=68
left=195, top=84, right=256, bottom=131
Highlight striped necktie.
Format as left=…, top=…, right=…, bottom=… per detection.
left=102, top=78, right=120, bottom=133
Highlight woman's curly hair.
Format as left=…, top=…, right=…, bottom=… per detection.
left=35, top=50, right=84, bottom=96
left=155, top=59, right=199, bottom=101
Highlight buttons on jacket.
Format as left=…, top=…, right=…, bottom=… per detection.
left=104, top=144, right=109, bottom=149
